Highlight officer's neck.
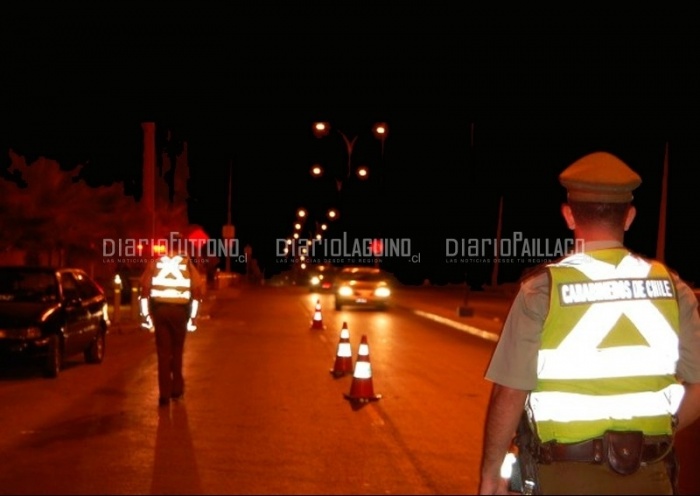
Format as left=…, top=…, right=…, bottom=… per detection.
left=573, top=226, right=625, bottom=245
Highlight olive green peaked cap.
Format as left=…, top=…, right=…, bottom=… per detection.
left=559, top=151, right=642, bottom=203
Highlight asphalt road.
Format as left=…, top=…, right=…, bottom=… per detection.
left=1, top=284, right=698, bottom=494
left=0, top=285, right=498, bottom=494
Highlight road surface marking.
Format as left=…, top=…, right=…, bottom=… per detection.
left=366, top=404, right=385, bottom=426
left=412, top=310, right=500, bottom=342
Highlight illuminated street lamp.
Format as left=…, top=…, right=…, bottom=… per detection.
left=312, top=121, right=387, bottom=188
left=312, top=121, right=330, bottom=138
left=310, top=164, right=323, bottom=177
left=372, top=122, right=389, bottom=158
left=356, top=165, right=369, bottom=180
left=310, top=121, right=387, bottom=241
left=297, top=208, right=307, bottom=218
left=312, top=121, right=357, bottom=190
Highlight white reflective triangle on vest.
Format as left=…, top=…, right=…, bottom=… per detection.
left=539, top=254, right=679, bottom=380
left=530, top=383, right=685, bottom=422
left=152, top=255, right=192, bottom=290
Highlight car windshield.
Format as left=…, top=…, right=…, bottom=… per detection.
left=0, top=268, right=59, bottom=303
left=337, top=270, right=385, bottom=282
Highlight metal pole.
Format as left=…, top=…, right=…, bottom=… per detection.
left=491, top=195, right=504, bottom=288
left=338, top=131, right=357, bottom=184
left=130, top=281, right=139, bottom=321
left=656, top=142, right=669, bottom=262
left=458, top=122, right=475, bottom=317
left=113, top=289, right=121, bottom=324
left=225, top=161, right=232, bottom=274
left=141, top=122, right=157, bottom=242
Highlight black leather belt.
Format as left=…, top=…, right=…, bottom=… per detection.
left=538, top=435, right=673, bottom=464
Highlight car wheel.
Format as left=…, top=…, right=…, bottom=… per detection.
left=42, top=335, right=62, bottom=378
left=85, top=329, right=106, bottom=364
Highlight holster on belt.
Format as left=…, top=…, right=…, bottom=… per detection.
left=538, top=430, right=672, bottom=476
left=603, top=430, right=644, bottom=475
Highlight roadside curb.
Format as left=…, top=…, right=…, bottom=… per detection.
left=390, top=287, right=509, bottom=342
left=390, top=299, right=502, bottom=343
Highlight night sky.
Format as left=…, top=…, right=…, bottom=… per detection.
left=3, top=9, right=700, bottom=286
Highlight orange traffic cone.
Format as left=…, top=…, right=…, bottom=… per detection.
left=310, top=299, right=325, bottom=330
left=330, top=322, right=353, bottom=378
left=344, top=335, right=381, bottom=402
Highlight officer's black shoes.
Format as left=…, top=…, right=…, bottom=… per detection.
left=158, top=397, right=170, bottom=406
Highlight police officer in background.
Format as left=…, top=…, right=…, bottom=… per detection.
left=140, top=234, right=206, bottom=407
left=478, top=152, right=700, bottom=495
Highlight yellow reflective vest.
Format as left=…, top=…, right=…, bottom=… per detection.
left=148, top=255, right=194, bottom=305
left=527, top=248, right=684, bottom=443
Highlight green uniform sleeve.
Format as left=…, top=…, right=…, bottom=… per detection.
left=188, top=260, right=206, bottom=300
left=672, top=273, right=700, bottom=383
left=485, top=271, right=550, bottom=391
left=139, top=261, right=155, bottom=295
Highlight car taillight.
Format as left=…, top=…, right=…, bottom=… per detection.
left=2, top=326, right=43, bottom=339
left=26, top=326, right=42, bottom=339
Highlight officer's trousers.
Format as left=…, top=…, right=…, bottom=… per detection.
left=152, top=303, right=189, bottom=400
left=537, top=456, right=676, bottom=495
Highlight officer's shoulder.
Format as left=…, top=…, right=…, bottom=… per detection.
left=519, top=261, right=552, bottom=286
left=626, top=249, right=679, bottom=275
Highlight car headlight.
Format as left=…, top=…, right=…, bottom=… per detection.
left=374, top=286, right=391, bottom=297
left=310, top=276, right=320, bottom=286
left=338, top=286, right=354, bottom=297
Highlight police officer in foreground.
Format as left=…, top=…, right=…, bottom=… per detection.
left=140, top=234, right=206, bottom=407
left=478, top=152, right=700, bottom=495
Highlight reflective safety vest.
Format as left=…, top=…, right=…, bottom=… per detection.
left=527, top=248, right=684, bottom=444
left=149, top=255, right=193, bottom=305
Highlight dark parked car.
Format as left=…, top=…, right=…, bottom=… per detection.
left=0, top=266, right=109, bottom=377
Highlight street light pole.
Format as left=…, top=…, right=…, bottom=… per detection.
left=458, top=122, right=475, bottom=317
left=371, top=123, right=389, bottom=261
left=338, top=131, right=358, bottom=191
left=223, top=161, right=234, bottom=274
